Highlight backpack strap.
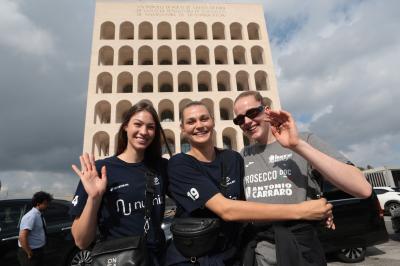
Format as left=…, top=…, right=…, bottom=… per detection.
left=144, top=170, right=156, bottom=236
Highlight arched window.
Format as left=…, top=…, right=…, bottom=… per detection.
left=219, top=98, right=233, bottom=120
left=230, top=23, right=242, bottom=40
left=247, top=23, right=260, bottom=40
left=158, top=72, right=173, bottom=92
left=98, top=46, right=114, bottom=66
left=94, top=101, right=111, bottom=124
left=233, top=46, right=246, bottom=64
left=222, top=128, right=237, bottom=150
left=251, top=46, right=264, bottom=64
left=255, top=71, right=268, bottom=91
left=176, top=22, right=189, bottom=39
left=96, top=72, right=112, bottom=94
left=158, top=22, right=172, bottom=39
left=214, top=46, right=228, bottom=64
left=119, top=22, right=134, bottom=39
left=212, top=22, right=225, bottom=40
left=198, top=71, right=212, bottom=92
left=217, top=71, right=231, bottom=91
left=117, top=72, right=133, bottom=93
left=196, top=46, right=209, bottom=65
left=236, top=71, right=249, bottom=91
left=116, top=100, right=132, bottom=123
left=92, top=131, right=110, bottom=157
left=138, top=46, right=153, bottom=65
left=100, top=22, right=115, bottom=40
left=139, top=22, right=153, bottom=39
left=177, top=46, right=191, bottom=65
left=158, top=46, right=172, bottom=65
left=138, top=72, right=153, bottom=93
left=161, top=129, right=176, bottom=156
left=118, top=46, right=133, bottom=65
left=194, top=22, right=207, bottom=39
left=178, top=72, right=192, bottom=92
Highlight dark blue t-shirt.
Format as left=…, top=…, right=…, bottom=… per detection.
left=168, top=149, right=244, bottom=257
left=69, top=156, right=167, bottom=249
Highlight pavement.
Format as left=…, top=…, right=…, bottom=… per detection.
left=328, top=216, right=400, bottom=266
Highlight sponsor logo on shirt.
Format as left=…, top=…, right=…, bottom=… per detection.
left=268, top=153, right=293, bottom=164
left=154, top=177, right=160, bottom=186
left=116, top=195, right=162, bottom=216
left=187, top=188, right=200, bottom=201
left=245, top=161, right=255, bottom=168
left=110, top=183, right=129, bottom=192
left=225, top=176, right=236, bottom=186
left=71, top=195, right=79, bottom=206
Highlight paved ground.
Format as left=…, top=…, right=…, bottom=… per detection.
left=328, top=217, right=400, bottom=266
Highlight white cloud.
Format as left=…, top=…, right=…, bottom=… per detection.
left=268, top=0, right=400, bottom=167
left=0, top=170, right=78, bottom=200
left=0, top=0, right=54, bottom=55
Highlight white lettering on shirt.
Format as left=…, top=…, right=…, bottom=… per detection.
left=187, top=188, right=199, bottom=201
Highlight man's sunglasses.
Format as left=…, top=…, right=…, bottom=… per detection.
left=233, top=105, right=265, bottom=125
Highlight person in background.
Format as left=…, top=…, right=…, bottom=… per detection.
left=233, top=91, right=372, bottom=266
left=166, top=101, right=334, bottom=266
left=70, top=100, right=169, bottom=266
left=18, top=191, right=53, bottom=266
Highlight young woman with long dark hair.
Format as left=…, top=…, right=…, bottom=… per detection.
left=70, top=100, right=169, bottom=265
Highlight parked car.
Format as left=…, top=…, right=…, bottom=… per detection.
left=373, top=186, right=400, bottom=215
left=318, top=181, right=388, bottom=263
left=0, top=199, right=91, bottom=266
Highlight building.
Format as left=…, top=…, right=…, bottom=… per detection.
left=83, top=0, right=281, bottom=157
left=363, top=167, right=400, bottom=188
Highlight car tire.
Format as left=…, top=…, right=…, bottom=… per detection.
left=336, top=247, right=366, bottom=263
left=387, top=202, right=400, bottom=215
left=67, top=249, right=92, bottom=266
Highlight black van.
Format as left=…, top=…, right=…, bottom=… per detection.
left=0, top=199, right=91, bottom=266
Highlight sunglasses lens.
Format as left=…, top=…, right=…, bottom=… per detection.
left=247, top=108, right=261, bottom=119
left=233, top=115, right=244, bottom=125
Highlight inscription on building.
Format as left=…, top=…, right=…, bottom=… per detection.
left=136, top=4, right=226, bottom=17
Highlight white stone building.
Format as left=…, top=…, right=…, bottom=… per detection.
left=83, top=0, right=281, bottom=157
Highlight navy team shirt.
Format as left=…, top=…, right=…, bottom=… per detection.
left=69, top=156, right=167, bottom=249
left=168, top=149, right=244, bottom=252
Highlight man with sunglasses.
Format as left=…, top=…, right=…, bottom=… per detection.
left=233, top=91, right=372, bottom=266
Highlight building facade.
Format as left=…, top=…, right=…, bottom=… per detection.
left=83, top=0, right=281, bottom=157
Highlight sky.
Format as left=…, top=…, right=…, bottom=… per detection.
left=0, top=0, right=399, bottom=199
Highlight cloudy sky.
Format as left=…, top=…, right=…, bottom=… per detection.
left=0, top=0, right=399, bottom=199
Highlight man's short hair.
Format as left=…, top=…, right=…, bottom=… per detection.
left=32, top=191, right=53, bottom=206
left=234, top=91, right=266, bottom=106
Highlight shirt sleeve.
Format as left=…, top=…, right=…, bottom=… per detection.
left=19, top=212, right=35, bottom=231
left=69, top=181, right=88, bottom=219
left=168, top=154, right=220, bottom=214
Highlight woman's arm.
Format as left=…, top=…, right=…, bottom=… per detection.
left=205, top=193, right=332, bottom=222
left=267, top=109, right=372, bottom=199
left=71, top=153, right=107, bottom=249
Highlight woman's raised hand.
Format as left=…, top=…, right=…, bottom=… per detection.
left=72, top=153, right=107, bottom=200
left=266, top=109, right=299, bottom=149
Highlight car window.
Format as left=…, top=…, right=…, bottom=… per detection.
left=44, top=202, right=70, bottom=226
left=373, top=189, right=386, bottom=195
left=0, top=202, right=26, bottom=233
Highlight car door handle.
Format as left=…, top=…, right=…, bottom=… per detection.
left=2, top=236, right=19, bottom=241
left=61, top=226, right=72, bottom=231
